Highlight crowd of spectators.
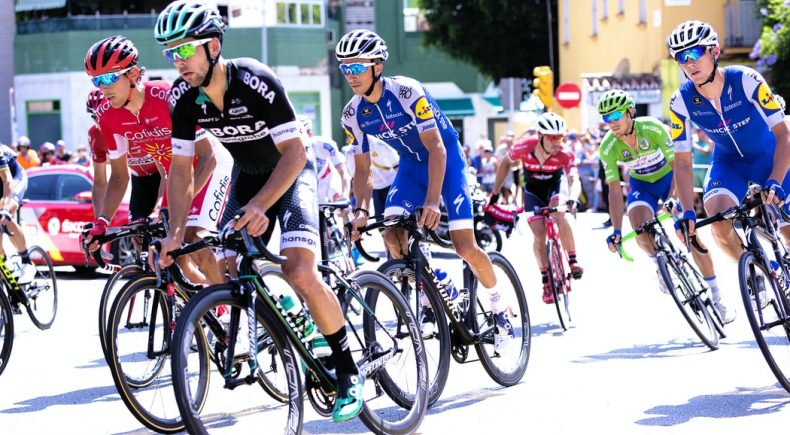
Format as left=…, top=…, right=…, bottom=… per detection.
left=10, top=136, right=92, bottom=168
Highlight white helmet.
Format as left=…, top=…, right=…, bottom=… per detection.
left=536, top=112, right=567, bottom=135
left=335, top=29, right=389, bottom=62
left=667, top=20, right=719, bottom=57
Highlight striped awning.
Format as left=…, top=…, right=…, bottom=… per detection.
left=15, top=0, right=67, bottom=12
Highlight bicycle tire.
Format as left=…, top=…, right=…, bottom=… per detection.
left=0, top=289, right=13, bottom=377
left=377, top=259, right=451, bottom=407
left=25, top=246, right=58, bottom=330
left=547, top=240, right=571, bottom=330
left=738, top=251, right=790, bottom=393
left=170, top=283, right=303, bottom=435
left=99, top=264, right=146, bottom=361
left=475, top=223, right=503, bottom=252
left=657, top=252, right=719, bottom=350
left=354, top=269, right=428, bottom=434
left=107, top=277, right=209, bottom=433
left=473, top=251, right=531, bottom=386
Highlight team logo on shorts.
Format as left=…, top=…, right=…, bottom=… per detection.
left=414, top=97, right=434, bottom=121
left=757, top=83, right=781, bottom=111
left=343, top=127, right=355, bottom=145
left=669, top=111, right=684, bottom=140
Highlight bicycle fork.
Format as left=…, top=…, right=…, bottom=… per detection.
left=223, top=281, right=260, bottom=390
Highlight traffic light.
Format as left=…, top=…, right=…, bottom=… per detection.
left=532, top=66, right=554, bottom=108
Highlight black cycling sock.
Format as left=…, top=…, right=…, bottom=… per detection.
left=568, top=251, right=577, bottom=264
left=18, top=250, right=31, bottom=264
left=541, top=269, right=548, bottom=283
left=325, top=327, right=358, bottom=376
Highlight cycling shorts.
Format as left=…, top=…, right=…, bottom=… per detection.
left=0, top=162, right=27, bottom=206
left=523, top=177, right=568, bottom=223
left=184, top=156, right=232, bottom=232
left=384, top=153, right=473, bottom=231
left=129, top=173, right=162, bottom=221
left=704, top=153, right=790, bottom=215
left=220, top=150, right=320, bottom=254
left=627, top=171, right=673, bottom=214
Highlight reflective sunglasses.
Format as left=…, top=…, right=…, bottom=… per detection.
left=339, top=62, right=376, bottom=76
left=675, top=46, right=707, bottom=64
left=162, top=38, right=213, bottom=64
left=90, top=67, right=132, bottom=87
left=602, top=110, right=627, bottom=123
left=543, top=134, right=564, bottom=141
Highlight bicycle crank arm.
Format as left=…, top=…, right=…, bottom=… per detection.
left=223, top=374, right=259, bottom=390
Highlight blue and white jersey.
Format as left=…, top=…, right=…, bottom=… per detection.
left=669, top=65, right=785, bottom=159
left=341, top=75, right=462, bottom=164
left=0, top=145, right=20, bottom=175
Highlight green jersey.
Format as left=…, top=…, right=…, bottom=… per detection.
left=598, top=116, right=675, bottom=183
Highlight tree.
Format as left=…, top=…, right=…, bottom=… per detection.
left=752, top=1, right=790, bottom=100
left=418, top=0, right=558, bottom=82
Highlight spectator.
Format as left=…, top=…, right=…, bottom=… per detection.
left=479, top=145, right=498, bottom=193
left=52, top=140, right=73, bottom=165
left=16, top=136, right=40, bottom=169
left=73, top=144, right=91, bottom=166
left=470, top=139, right=489, bottom=184
left=494, top=131, right=519, bottom=204
left=577, top=134, right=599, bottom=211
left=39, top=142, right=55, bottom=166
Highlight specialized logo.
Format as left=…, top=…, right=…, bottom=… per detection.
left=283, top=210, right=292, bottom=229
left=669, top=111, right=684, bottom=140
left=453, top=193, right=465, bottom=214
left=632, top=190, right=640, bottom=199
left=344, top=127, right=355, bottom=145
left=387, top=186, right=398, bottom=202
left=414, top=96, right=433, bottom=121
left=757, top=82, right=781, bottom=111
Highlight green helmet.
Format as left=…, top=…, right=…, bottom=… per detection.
left=597, top=89, right=635, bottom=115
left=154, top=1, right=226, bottom=45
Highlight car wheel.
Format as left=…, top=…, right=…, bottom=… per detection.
left=110, top=236, right=137, bottom=266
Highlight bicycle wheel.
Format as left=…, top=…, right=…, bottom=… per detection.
left=252, top=260, right=302, bottom=403
left=353, top=269, right=428, bottom=434
left=25, top=246, right=58, bottom=329
left=547, top=240, right=571, bottom=330
left=170, top=283, right=303, bottom=435
left=0, top=289, right=13, bottom=377
left=99, top=264, right=146, bottom=361
left=657, top=252, right=719, bottom=350
left=378, top=259, right=450, bottom=407
left=475, top=222, right=503, bottom=252
left=738, top=251, right=790, bottom=392
left=107, top=277, right=209, bottom=433
left=473, top=251, right=531, bottom=386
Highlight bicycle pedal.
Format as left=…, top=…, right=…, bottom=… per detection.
left=11, top=304, right=22, bottom=315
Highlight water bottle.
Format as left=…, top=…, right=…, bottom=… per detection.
left=279, top=295, right=318, bottom=341
left=434, top=268, right=459, bottom=301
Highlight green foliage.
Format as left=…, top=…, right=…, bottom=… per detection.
left=418, top=0, right=557, bottom=81
left=753, top=0, right=790, bottom=98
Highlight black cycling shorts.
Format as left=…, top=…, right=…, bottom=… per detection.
left=129, top=173, right=161, bottom=221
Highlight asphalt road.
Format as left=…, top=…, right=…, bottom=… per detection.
left=0, top=212, right=787, bottom=434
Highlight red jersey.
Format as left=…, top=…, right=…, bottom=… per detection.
left=88, top=124, right=108, bottom=164
left=96, top=81, right=176, bottom=177
left=508, top=137, right=577, bottom=186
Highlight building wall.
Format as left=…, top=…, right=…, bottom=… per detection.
left=558, top=0, right=728, bottom=131
left=0, top=1, right=14, bottom=144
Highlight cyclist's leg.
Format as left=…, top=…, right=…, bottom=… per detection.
left=703, top=159, right=747, bottom=262
left=626, top=176, right=663, bottom=256
left=381, top=161, right=417, bottom=259
left=4, top=169, right=35, bottom=281
left=548, top=175, right=581, bottom=272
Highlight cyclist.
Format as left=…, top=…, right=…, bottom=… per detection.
left=338, top=29, right=514, bottom=347
left=667, top=21, right=790, bottom=263
left=152, top=1, right=364, bottom=422
left=598, top=89, right=735, bottom=323
left=82, top=34, right=228, bottom=285
left=300, top=115, right=350, bottom=202
left=490, top=112, right=584, bottom=304
left=0, top=144, right=36, bottom=284
left=86, top=89, right=109, bottom=218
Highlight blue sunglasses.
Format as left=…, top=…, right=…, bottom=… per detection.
left=339, top=62, right=376, bottom=76
left=602, top=110, right=626, bottom=123
left=91, top=67, right=131, bottom=87
left=675, top=46, right=707, bottom=64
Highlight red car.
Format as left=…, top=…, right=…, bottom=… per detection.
left=21, top=164, right=132, bottom=272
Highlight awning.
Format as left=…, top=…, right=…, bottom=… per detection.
left=434, top=97, right=475, bottom=118
left=15, top=0, right=66, bottom=12
left=483, top=96, right=504, bottom=113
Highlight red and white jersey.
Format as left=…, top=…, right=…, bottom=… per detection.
left=508, top=137, right=577, bottom=185
left=96, top=81, right=203, bottom=176
left=87, top=124, right=108, bottom=164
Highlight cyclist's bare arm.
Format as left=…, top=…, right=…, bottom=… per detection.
left=164, top=154, right=195, bottom=245
left=607, top=180, right=626, bottom=231
left=492, top=154, right=515, bottom=195
left=673, top=151, right=696, bottom=217
left=768, top=119, right=790, bottom=186
left=193, top=137, right=216, bottom=194
left=350, top=152, right=372, bottom=239
left=92, top=161, right=108, bottom=218
left=99, top=156, right=130, bottom=220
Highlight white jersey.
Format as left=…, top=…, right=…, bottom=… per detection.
left=346, top=135, right=400, bottom=190
left=311, top=136, right=347, bottom=202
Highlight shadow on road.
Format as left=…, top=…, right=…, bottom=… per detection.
left=0, top=384, right=119, bottom=414
left=575, top=339, right=714, bottom=362
left=637, top=385, right=790, bottom=425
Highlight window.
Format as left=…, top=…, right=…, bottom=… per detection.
left=618, top=0, right=624, bottom=14
left=25, top=174, right=56, bottom=201
left=601, top=0, right=608, bottom=20
left=404, top=0, right=429, bottom=32
left=592, top=0, right=598, bottom=36
left=57, top=174, right=91, bottom=201
left=275, top=1, right=323, bottom=26
left=563, top=0, right=570, bottom=44
left=639, top=0, right=647, bottom=24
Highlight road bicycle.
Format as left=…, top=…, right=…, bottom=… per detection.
left=0, top=245, right=57, bottom=377
left=357, top=211, right=530, bottom=406
left=696, top=189, right=790, bottom=392
left=526, top=203, right=582, bottom=331
left=617, top=210, right=724, bottom=351
left=169, top=220, right=428, bottom=434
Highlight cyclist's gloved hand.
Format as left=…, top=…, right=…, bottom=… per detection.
left=606, top=229, right=622, bottom=253
left=673, top=209, right=696, bottom=231
left=488, top=193, right=500, bottom=207
left=763, top=178, right=786, bottom=205
left=81, top=217, right=109, bottom=250
left=0, top=209, right=12, bottom=222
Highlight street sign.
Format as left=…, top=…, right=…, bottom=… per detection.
left=555, top=83, right=582, bottom=109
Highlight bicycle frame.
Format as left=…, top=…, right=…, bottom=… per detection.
left=0, top=257, right=27, bottom=308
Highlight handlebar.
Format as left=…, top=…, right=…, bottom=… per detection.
left=351, top=210, right=452, bottom=262
left=695, top=197, right=763, bottom=229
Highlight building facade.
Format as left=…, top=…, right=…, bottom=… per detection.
left=558, top=0, right=760, bottom=131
